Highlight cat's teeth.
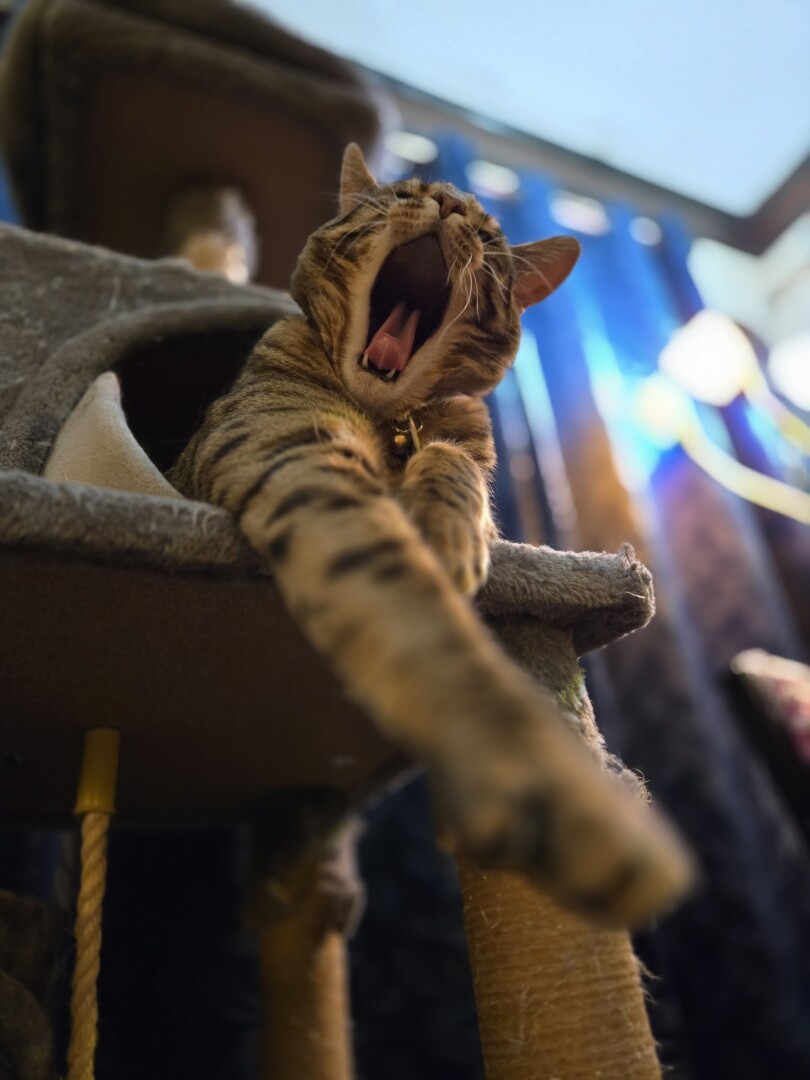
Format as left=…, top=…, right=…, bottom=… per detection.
left=385, top=368, right=397, bottom=380
left=361, top=352, right=370, bottom=369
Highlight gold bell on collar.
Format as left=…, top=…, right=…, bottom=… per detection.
left=391, top=414, right=423, bottom=456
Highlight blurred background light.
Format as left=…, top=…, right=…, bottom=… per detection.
left=633, top=373, right=693, bottom=450
left=629, top=216, right=663, bottom=246
left=383, top=131, right=438, bottom=164
left=549, top=191, right=611, bottom=236
left=659, top=310, right=759, bottom=406
left=465, top=159, right=520, bottom=199
left=768, top=333, right=810, bottom=412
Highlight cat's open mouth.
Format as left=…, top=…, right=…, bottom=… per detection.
left=360, top=235, right=451, bottom=383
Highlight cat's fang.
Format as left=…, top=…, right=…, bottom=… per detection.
left=361, top=352, right=370, bottom=369
left=385, top=368, right=397, bottom=380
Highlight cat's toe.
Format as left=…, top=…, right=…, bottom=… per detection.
left=446, top=552, right=487, bottom=597
left=431, top=523, right=489, bottom=596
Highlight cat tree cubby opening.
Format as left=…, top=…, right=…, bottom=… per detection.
left=112, top=326, right=265, bottom=475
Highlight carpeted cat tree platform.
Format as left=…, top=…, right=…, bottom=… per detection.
left=0, top=223, right=666, bottom=1078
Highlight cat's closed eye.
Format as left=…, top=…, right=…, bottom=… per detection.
left=392, top=188, right=415, bottom=200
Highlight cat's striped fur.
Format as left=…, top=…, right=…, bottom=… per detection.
left=169, top=144, right=691, bottom=926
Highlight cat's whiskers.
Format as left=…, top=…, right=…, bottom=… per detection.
left=506, top=250, right=555, bottom=294
left=323, top=221, right=381, bottom=272
left=479, top=257, right=509, bottom=303
left=481, top=244, right=512, bottom=274
left=348, top=191, right=391, bottom=213
left=469, top=253, right=485, bottom=321
left=477, top=259, right=499, bottom=290
left=470, top=281, right=479, bottom=324
left=437, top=258, right=476, bottom=345
left=438, top=293, right=471, bottom=343
left=458, top=252, right=480, bottom=321
left=446, top=251, right=461, bottom=289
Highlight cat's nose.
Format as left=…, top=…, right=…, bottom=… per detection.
left=432, top=191, right=466, bottom=219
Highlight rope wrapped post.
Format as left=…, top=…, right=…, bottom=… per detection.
left=459, top=544, right=676, bottom=1077
left=456, top=852, right=661, bottom=1080
left=257, top=911, right=354, bottom=1080
left=67, top=727, right=120, bottom=1080
left=246, top=816, right=361, bottom=1080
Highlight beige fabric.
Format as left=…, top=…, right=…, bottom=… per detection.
left=44, top=372, right=180, bottom=499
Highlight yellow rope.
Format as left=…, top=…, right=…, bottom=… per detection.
left=67, top=728, right=120, bottom=1080
left=67, top=810, right=111, bottom=1080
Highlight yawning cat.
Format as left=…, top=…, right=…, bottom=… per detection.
left=168, top=144, right=691, bottom=926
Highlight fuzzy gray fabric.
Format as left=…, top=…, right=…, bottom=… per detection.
left=0, top=224, right=295, bottom=473
left=0, top=469, right=250, bottom=571
left=480, top=539, right=654, bottom=656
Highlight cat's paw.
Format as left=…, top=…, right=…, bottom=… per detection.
left=433, top=717, right=694, bottom=928
left=411, top=504, right=489, bottom=596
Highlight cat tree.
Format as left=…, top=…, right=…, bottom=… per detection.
left=0, top=0, right=386, bottom=288
left=0, top=0, right=673, bottom=1075
left=0, top=223, right=667, bottom=1078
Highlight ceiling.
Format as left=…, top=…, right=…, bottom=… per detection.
left=249, top=0, right=810, bottom=217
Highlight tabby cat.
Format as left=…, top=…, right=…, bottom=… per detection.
left=169, top=144, right=690, bottom=926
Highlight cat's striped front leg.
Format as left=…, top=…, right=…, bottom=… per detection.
left=201, top=420, right=693, bottom=927
left=397, top=441, right=494, bottom=596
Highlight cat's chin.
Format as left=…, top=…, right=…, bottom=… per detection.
left=334, top=347, right=439, bottom=421
left=342, top=360, right=418, bottom=420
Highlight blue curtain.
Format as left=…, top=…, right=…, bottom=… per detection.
left=401, top=133, right=810, bottom=1080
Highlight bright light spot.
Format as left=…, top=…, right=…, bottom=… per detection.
left=467, top=160, right=520, bottom=198
left=630, top=216, right=662, bottom=246
left=383, top=131, right=438, bottom=164
left=633, top=373, right=693, bottom=449
left=549, top=191, right=610, bottom=236
left=768, top=333, right=810, bottom=410
left=659, top=310, right=758, bottom=405
left=688, top=237, right=768, bottom=341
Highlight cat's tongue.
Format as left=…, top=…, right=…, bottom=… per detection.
left=365, top=302, right=420, bottom=372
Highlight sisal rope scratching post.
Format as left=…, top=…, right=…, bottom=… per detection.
left=257, top=917, right=353, bottom=1080
left=247, top=823, right=359, bottom=1080
left=456, top=852, right=661, bottom=1080
left=67, top=728, right=121, bottom=1080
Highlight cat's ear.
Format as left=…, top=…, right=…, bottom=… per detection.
left=340, top=143, right=378, bottom=214
left=510, top=236, right=581, bottom=312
